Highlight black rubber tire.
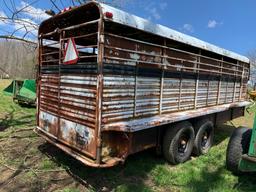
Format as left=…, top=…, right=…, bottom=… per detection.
left=226, top=127, right=252, bottom=175
left=193, top=119, right=214, bottom=156
left=163, top=121, right=195, bottom=165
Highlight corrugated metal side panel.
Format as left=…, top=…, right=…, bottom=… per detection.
left=197, top=79, right=208, bottom=108
left=235, top=82, right=241, bottom=102
left=207, top=80, right=218, bottom=106
left=102, top=75, right=135, bottom=123
left=219, top=80, right=228, bottom=104
left=40, top=74, right=59, bottom=117
left=162, top=77, right=180, bottom=113
left=101, top=33, right=249, bottom=126
left=102, top=74, right=244, bottom=123
left=227, top=81, right=235, bottom=103
left=180, top=79, right=195, bottom=111
left=136, top=76, right=160, bottom=116
left=59, top=75, right=97, bottom=128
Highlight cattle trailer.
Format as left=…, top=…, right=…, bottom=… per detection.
left=35, top=1, right=250, bottom=167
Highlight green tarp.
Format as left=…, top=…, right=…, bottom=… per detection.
left=3, top=80, right=14, bottom=95
left=3, top=79, right=36, bottom=103
left=19, top=79, right=36, bottom=100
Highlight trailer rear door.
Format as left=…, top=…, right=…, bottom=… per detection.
left=37, top=19, right=99, bottom=159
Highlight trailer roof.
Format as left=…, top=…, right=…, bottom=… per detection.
left=99, top=3, right=249, bottom=63
left=39, top=1, right=249, bottom=63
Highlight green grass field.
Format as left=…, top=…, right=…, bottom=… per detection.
left=0, top=79, right=256, bottom=192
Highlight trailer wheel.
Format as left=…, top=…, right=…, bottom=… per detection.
left=193, top=120, right=214, bottom=156
left=163, top=121, right=195, bottom=164
left=226, top=127, right=252, bottom=175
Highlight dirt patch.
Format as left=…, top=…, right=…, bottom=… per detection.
left=0, top=129, right=86, bottom=192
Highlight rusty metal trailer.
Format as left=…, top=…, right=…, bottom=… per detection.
left=35, top=1, right=250, bottom=167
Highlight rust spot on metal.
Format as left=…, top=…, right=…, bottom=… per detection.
left=36, top=1, right=250, bottom=167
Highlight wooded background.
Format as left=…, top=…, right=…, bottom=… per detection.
left=0, top=41, right=36, bottom=79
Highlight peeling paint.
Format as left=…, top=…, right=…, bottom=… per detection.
left=129, top=53, right=140, bottom=60
left=39, top=111, right=58, bottom=132
left=60, top=118, right=94, bottom=146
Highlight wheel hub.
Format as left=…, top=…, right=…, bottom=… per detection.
left=178, top=137, right=188, bottom=153
left=201, top=132, right=209, bottom=147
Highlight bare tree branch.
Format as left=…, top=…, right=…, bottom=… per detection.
left=0, top=0, right=134, bottom=79
left=0, top=17, right=38, bottom=28
left=0, top=0, right=134, bottom=44
left=11, top=0, right=39, bottom=19
left=50, top=0, right=61, bottom=11
left=0, top=35, right=36, bottom=44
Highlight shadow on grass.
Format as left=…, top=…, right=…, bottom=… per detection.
left=235, top=173, right=256, bottom=191
left=38, top=142, right=163, bottom=192
left=185, top=165, right=256, bottom=192
left=185, top=166, right=225, bottom=192
left=17, top=102, right=36, bottom=109
left=214, top=123, right=236, bottom=146
left=0, top=106, right=34, bottom=132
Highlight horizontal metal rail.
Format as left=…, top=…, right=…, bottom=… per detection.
left=42, top=59, right=59, bottom=63
left=104, top=33, right=249, bottom=67
left=104, top=45, right=243, bottom=76
left=61, top=32, right=98, bottom=41
left=42, top=51, right=59, bottom=56
left=41, top=19, right=99, bottom=37
left=76, top=45, right=98, bottom=50
left=79, top=55, right=98, bottom=59
left=42, top=41, right=60, bottom=47
left=63, top=19, right=99, bottom=31
left=104, top=56, right=242, bottom=77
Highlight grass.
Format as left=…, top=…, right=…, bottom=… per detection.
left=0, top=79, right=256, bottom=192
